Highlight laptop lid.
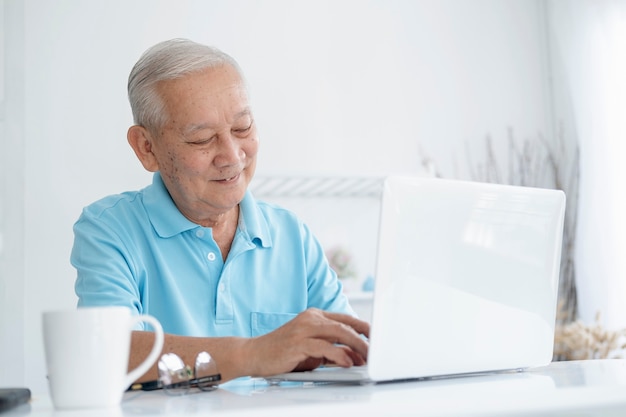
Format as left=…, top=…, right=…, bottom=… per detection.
left=264, top=176, right=566, bottom=384
left=367, top=176, right=565, bottom=382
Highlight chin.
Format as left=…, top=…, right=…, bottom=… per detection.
left=221, top=187, right=247, bottom=206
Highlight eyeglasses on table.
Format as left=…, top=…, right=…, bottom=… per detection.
left=128, top=351, right=221, bottom=395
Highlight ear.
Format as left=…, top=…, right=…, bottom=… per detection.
left=127, top=125, right=160, bottom=172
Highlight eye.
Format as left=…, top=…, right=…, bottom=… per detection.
left=232, top=113, right=254, bottom=135
left=232, top=122, right=252, bottom=135
left=188, top=136, right=215, bottom=146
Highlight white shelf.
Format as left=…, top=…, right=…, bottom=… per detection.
left=250, top=176, right=384, bottom=199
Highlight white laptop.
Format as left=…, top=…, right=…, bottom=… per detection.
left=266, top=176, right=566, bottom=384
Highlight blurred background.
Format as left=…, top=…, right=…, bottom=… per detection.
left=1, top=0, right=625, bottom=393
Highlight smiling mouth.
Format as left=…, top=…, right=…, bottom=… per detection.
left=217, top=173, right=240, bottom=183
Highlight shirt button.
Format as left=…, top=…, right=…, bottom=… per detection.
left=207, top=252, right=216, bottom=261
left=219, top=283, right=226, bottom=292
left=196, top=229, right=204, bottom=238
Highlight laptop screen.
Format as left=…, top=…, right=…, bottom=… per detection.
left=367, top=176, right=565, bottom=381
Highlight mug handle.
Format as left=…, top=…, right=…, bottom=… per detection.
left=123, top=314, right=164, bottom=388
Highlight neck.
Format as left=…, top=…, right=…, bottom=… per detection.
left=201, top=207, right=239, bottom=262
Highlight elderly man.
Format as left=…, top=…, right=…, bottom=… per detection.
left=71, top=38, right=368, bottom=384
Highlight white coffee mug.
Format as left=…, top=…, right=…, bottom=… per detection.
left=43, top=306, right=164, bottom=409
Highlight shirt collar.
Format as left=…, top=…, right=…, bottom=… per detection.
left=238, top=191, right=272, bottom=248
left=143, top=172, right=198, bottom=238
left=144, top=172, right=272, bottom=247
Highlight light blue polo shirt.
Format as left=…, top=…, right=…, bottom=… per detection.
left=72, top=173, right=354, bottom=337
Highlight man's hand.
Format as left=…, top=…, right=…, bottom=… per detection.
left=244, top=308, right=370, bottom=377
left=129, top=309, right=370, bottom=383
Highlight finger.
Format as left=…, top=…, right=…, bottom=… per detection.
left=323, top=345, right=367, bottom=367
left=314, top=320, right=369, bottom=360
left=295, top=309, right=369, bottom=359
left=343, top=345, right=367, bottom=366
left=292, top=357, right=324, bottom=372
left=300, top=338, right=356, bottom=368
left=319, top=310, right=371, bottom=338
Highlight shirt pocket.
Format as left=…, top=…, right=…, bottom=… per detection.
left=250, top=312, right=298, bottom=337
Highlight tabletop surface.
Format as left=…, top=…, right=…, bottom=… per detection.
left=5, top=359, right=626, bottom=417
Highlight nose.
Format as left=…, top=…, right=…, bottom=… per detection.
left=214, top=133, right=245, bottom=168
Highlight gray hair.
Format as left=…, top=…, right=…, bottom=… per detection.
left=128, top=38, right=244, bottom=130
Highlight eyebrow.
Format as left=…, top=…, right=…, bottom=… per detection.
left=182, top=108, right=253, bottom=135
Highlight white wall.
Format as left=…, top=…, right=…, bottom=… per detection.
left=1, top=0, right=555, bottom=393
left=547, top=0, right=626, bottom=330
left=0, top=0, right=26, bottom=391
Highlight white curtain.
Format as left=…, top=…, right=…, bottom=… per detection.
left=548, top=0, right=626, bottom=330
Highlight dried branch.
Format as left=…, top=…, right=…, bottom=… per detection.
left=419, top=126, right=604, bottom=359
left=554, top=310, right=626, bottom=360
left=465, top=127, right=580, bottom=326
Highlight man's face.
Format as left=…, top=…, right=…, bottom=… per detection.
left=149, top=65, right=258, bottom=224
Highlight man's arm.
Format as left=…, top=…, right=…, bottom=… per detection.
left=130, top=308, right=370, bottom=383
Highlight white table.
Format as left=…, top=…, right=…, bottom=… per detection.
left=7, top=360, right=626, bottom=416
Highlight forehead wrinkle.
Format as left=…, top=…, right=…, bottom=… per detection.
left=181, top=107, right=253, bottom=135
